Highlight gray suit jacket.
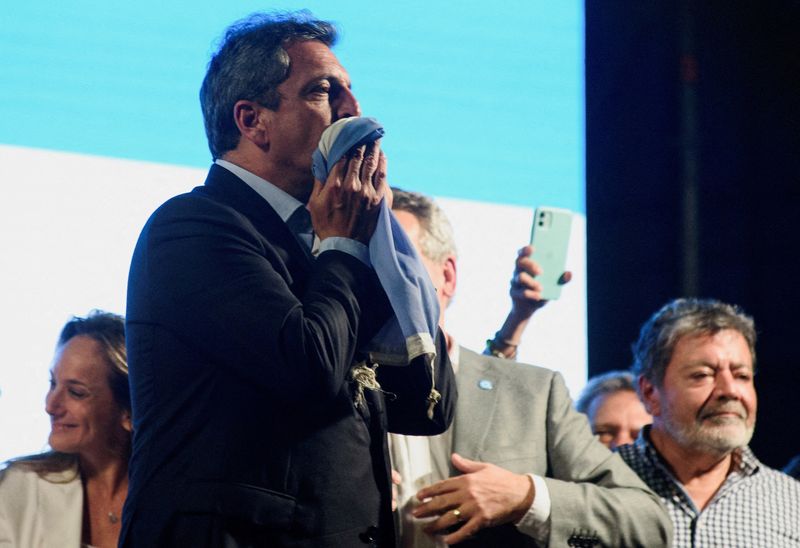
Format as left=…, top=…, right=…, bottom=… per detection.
left=449, top=348, right=671, bottom=547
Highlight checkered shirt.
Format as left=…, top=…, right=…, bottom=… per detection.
left=618, top=426, right=800, bottom=547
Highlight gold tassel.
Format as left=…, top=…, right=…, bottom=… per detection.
left=351, top=362, right=381, bottom=409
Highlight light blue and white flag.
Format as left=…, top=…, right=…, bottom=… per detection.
left=312, top=117, right=440, bottom=367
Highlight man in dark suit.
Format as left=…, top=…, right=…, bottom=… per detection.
left=389, top=189, right=672, bottom=547
left=121, top=12, right=455, bottom=548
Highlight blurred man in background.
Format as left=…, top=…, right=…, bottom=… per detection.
left=576, top=370, right=652, bottom=450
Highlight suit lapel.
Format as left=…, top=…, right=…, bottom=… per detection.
left=452, top=347, right=504, bottom=463
left=198, top=164, right=314, bottom=284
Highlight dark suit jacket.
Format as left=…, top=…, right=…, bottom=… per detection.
left=120, top=164, right=456, bottom=548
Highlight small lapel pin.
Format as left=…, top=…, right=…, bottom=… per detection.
left=478, top=379, right=494, bottom=390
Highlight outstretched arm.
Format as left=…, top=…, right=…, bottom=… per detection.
left=485, top=245, right=572, bottom=359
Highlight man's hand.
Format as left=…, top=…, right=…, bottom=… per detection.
left=308, top=140, right=389, bottom=244
left=411, top=453, right=535, bottom=545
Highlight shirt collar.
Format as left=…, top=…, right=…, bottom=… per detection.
left=636, top=425, right=681, bottom=481
left=441, top=333, right=460, bottom=374
left=733, top=444, right=761, bottom=476
left=449, top=341, right=460, bottom=374
left=215, top=159, right=304, bottom=222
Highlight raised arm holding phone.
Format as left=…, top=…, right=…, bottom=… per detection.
left=485, top=207, right=574, bottom=360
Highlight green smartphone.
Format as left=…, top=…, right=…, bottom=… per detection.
left=529, top=206, right=573, bottom=300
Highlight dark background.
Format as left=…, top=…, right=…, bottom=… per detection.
left=586, top=1, right=800, bottom=469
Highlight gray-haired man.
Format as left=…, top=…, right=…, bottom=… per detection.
left=389, top=188, right=672, bottom=547
left=619, top=298, right=800, bottom=547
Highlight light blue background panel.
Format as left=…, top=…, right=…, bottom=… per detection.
left=0, top=1, right=583, bottom=209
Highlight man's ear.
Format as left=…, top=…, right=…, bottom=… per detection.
left=232, top=100, right=269, bottom=148
left=639, top=375, right=661, bottom=417
left=121, top=410, right=133, bottom=433
left=440, top=255, right=457, bottom=303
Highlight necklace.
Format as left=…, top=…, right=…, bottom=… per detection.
left=108, top=511, right=119, bottom=524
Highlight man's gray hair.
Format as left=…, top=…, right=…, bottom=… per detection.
left=391, top=187, right=457, bottom=263
left=575, top=370, right=637, bottom=414
left=631, top=298, right=756, bottom=388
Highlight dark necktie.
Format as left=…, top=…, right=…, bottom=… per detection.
left=287, top=206, right=316, bottom=253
